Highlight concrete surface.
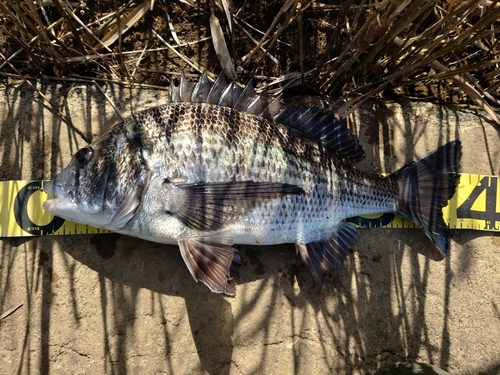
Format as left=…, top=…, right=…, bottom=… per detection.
left=0, top=79, right=499, bottom=374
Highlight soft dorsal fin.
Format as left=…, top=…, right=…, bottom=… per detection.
left=171, top=72, right=365, bottom=162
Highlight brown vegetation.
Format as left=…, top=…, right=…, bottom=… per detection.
left=1, top=0, right=499, bottom=121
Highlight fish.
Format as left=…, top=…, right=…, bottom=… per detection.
left=43, top=72, right=462, bottom=296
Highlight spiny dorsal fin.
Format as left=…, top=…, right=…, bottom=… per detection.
left=171, top=72, right=365, bottom=162
left=191, top=71, right=212, bottom=103
left=179, top=70, right=194, bottom=102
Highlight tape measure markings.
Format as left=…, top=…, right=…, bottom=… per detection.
left=0, top=174, right=499, bottom=237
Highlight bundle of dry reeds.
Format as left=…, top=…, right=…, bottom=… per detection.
left=0, top=0, right=499, bottom=122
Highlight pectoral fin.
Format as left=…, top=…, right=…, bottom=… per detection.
left=164, top=180, right=304, bottom=231
left=107, top=170, right=152, bottom=230
left=178, top=234, right=242, bottom=296
left=296, top=223, right=359, bottom=285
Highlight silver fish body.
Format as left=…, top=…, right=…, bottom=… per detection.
left=116, top=103, right=392, bottom=243
left=43, top=73, right=461, bottom=295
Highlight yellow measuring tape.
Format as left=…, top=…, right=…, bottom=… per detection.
left=0, top=181, right=110, bottom=237
left=346, top=173, right=500, bottom=231
left=0, top=174, right=499, bottom=237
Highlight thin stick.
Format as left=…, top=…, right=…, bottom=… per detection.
left=233, top=18, right=279, bottom=65
left=131, top=44, right=148, bottom=78
left=393, top=36, right=500, bottom=124
left=57, top=0, right=113, bottom=52
left=0, top=304, right=23, bottom=320
left=153, top=30, right=215, bottom=78
left=241, top=0, right=299, bottom=65
left=93, top=81, right=126, bottom=120
left=297, top=2, right=305, bottom=84
left=0, top=51, right=68, bottom=120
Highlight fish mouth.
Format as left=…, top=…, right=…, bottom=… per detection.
left=42, top=181, right=65, bottom=213
left=42, top=198, right=56, bottom=212
left=41, top=177, right=131, bottom=229
left=43, top=181, right=56, bottom=197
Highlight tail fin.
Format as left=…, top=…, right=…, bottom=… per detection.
left=391, top=140, right=462, bottom=255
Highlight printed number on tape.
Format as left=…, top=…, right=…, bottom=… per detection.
left=346, top=174, right=500, bottom=231
left=0, top=175, right=499, bottom=237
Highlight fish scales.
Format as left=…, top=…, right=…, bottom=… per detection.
left=127, top=102, right=394, bottom=239
left=43, top=72, right=461, bottom=295
left=139, top=102, right=394, bottom=205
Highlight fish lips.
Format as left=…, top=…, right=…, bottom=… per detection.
left=42, top=181, right=110, bottom=227
left=41, top=170, right=140, bottom=230
left=42, top=181, right=67, bottom=213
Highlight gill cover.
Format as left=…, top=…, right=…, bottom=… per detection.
left=43, top=122, right=151, bottom=230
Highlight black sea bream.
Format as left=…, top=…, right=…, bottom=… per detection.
left=43, top=72, right=461, bottom=296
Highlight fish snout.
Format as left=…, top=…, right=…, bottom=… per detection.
left=43, top=181, right=56, bottom=196
left=42, top=181, right=65, bottom=213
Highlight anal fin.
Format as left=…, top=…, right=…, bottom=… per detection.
left=296, top=222, right=359, bottom=285
left=178, top=234, right=241, bottom=296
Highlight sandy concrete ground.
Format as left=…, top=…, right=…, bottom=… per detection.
left=0, top=79, right=499, bottom=374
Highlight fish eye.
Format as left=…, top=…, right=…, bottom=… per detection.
left=74, top=147, right=93, bottom=167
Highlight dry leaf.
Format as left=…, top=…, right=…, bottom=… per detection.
left=210, top=13, right=236, bottom=80
left=97, top=0, right=151, bottom=50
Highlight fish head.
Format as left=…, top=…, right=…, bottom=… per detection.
left=43, top=123, right=151, bottom=230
